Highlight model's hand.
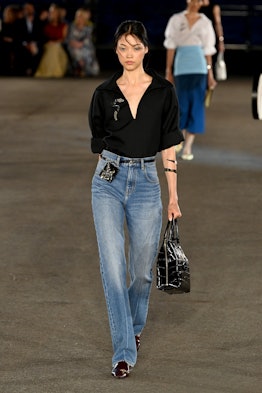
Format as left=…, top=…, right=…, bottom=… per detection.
left=208, top=72, right=217, bottom=90
left=70, top=40, right=83, bottom=49
left=168, top=201, right=182, bottom=221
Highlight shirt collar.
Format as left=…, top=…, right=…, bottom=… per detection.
left=96, top=68, right=172, bottom=92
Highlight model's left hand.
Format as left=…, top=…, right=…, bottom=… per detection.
left=168, top=201, right=182, bottom=221
left=208, top=72, right=217, bottom=90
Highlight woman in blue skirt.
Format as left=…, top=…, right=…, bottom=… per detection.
left=164, top=0, right=217, bottom=160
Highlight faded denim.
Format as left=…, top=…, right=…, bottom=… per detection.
left=91, top=150, right=162, bottom=367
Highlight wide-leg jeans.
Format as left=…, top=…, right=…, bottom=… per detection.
left=91, top=150, right=162, bottom=367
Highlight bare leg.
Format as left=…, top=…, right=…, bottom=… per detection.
left=182, top=131, right=195, bottom=160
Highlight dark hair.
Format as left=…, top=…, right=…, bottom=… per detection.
left=113, top=20, right=149, bottom=50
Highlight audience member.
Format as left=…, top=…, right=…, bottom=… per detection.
left=38, top=6, right=49, bottom=26
left=34, top=3, right=68, bottom=78
left=0, top=4, right=17, bottom=75
left=14, top=2, right=44, bottom=76
left=67, top=7, right=99, bottom=77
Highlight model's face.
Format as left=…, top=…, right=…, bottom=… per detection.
left=187, top=0, right=204, bottom=9
left=115, top=34, right=148, bottom=70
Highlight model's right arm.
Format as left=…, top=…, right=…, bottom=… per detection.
left=213, top=5, right=225, bottom=52
left=88, top=90, right=106, bottom=154
left=165, top=49, right=175, bottom=84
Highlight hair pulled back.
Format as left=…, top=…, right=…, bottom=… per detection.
left=113, top=20, right=149, bottom=50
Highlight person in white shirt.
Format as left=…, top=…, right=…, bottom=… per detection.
left=201, top=0, right=225, bottom=54
left=164, top=0, right=217, bottom=160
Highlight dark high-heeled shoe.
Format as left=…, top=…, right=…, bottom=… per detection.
left=111, top=361, right=130, bottom=378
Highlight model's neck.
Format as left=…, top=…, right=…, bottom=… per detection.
left=121, top=68, right=147, bottom=85
left=186, top=9, right=199, bottom=15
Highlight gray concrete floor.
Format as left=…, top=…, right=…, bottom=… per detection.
left=0, top=76, right=261, bottom=393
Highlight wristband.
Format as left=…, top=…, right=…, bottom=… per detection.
left=166, top=159, right=177, bottom=165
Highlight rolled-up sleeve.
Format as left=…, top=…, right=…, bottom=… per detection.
left=159, top=86, right=184, bottom=151
left=202, top=20, right=217, bottom=56
left=163, top=15, right=178, bottom=49
left=88, top=90, right=106, bottom=153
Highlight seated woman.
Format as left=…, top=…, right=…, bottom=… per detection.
left=35, top=3, right=68, bottom=78
left=66, top=8, right=99, bottom=77
left=0, top=5, right=18, bottom=75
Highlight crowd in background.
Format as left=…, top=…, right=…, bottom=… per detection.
left=0, top=2, right=100, bottom=77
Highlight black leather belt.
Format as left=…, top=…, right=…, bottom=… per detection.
left=120, top=158, right=155, bottom=163
left=101, top=155, right=155, bottom=164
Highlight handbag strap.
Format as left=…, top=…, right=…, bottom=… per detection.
left=164, top=218, right=180, bottom=243
left=217, top=51, right=225, bottom=63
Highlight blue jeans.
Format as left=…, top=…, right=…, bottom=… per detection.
left=91, top=150, right=162, bottom=367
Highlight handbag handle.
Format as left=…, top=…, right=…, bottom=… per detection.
left=217, top=52, right=225, bottom=63
left=164, top=218, right=180, bottom=243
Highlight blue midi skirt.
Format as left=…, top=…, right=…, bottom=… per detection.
left=175, top=74, right=207, bottom=134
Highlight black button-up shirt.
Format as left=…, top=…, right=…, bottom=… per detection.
left=89, top=68, right=184, bottom=158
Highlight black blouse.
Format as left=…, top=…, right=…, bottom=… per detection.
left=88, top=69, right=184, bottom=158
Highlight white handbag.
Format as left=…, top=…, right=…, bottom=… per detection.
left=215, top=52, right=227, bottom=81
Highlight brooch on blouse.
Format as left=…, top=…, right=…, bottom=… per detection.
left=112, top=98, right=125, bottom=121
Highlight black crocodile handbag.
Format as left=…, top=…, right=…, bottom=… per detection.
left=156, top=219, right=190, bottom=294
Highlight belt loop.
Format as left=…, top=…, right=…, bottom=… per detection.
left=141, top=158, right=145, bottom=170
left=116, top=154, right=121, bottom=166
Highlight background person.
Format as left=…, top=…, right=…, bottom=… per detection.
left=201, top=0, right=225, bottom=54
left=0, top=4, right=18, bottom=75
left=34, top=3, right=68, bottom=78
left=67, top=7, right=99, bottom=77
left=89, top=20, right=183, bottom=378
left=14, top=2, right=44, bottom=76
left=164, top=0, right=217, bottom=160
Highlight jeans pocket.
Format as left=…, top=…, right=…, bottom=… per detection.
left=143, top=164, right=159, bottom=184
left=94, top=158, right=105, bottom=176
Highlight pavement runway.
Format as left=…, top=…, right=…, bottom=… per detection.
left=0, top=75, right=261, bottom=393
